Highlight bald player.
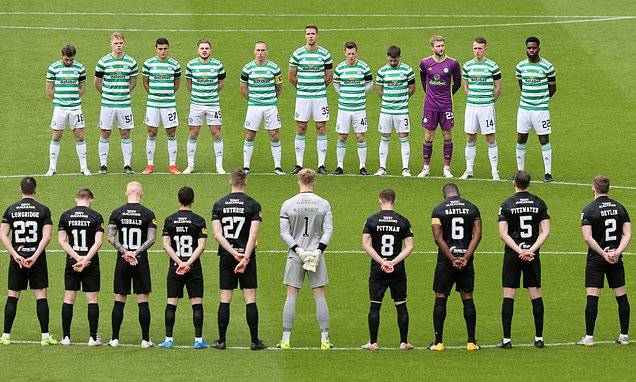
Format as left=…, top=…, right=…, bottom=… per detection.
left=107, top=182, right=157, bottom=348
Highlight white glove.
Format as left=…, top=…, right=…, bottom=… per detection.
left=294, top=247, right=307, bottom=260
left=302, top=254, right=318, bottom=272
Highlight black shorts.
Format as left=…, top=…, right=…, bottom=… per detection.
left=369, top=266, right=407, bottom=302
left=65, top=258, right=100, bottom=292
left=585, top=259, right=625, bottom=289
left=167, top=262, right=204, bottom=299
left=433, top=261, right=475, bottom=295
left=113, top=259, right=152, bottom=295
left=219, top=255, right=257, bottom=290
left=8, top=255, right=48, bottom=291
left=502, top=252, right=541, bottom=289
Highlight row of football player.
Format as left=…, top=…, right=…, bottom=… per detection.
left=1, top=170, right=629, bottom=350
left=45, top=27, right=557, bottom=182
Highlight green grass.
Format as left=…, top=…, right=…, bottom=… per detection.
left=0, top=1, right=635, bottom=380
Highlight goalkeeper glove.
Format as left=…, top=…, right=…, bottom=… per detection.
left=302, top=254, right=318, bottom=272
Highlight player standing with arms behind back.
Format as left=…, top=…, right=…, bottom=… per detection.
left=577, top=176, right=631, bottom=346
left=278, top=169, right=333, bottom=350
left=184, top=39, right=227, bottom=175
left=430, top=183, right=482, bottom=352
left=0, top=177, right=56, bottom=345
left=459, top=37, right=502, bottom=181
left=418, top=36, right=461, bottom=179
left=141, top=38, right=181, bottom=174
left=46, top=44, right=90, bottom=176
left=497, top=170, right=550, bottom=349
left=515, top=36, right=557, bottom=183
left=211, top=170, right=266, bottom=350
left=240, top=41, right=284, bottom=175
left=332, top=41, right=373, bottom=176
left=58, top=188, right=104, bottom=346
left=288, top=25, right=333, bottom=175
left=361, top=189, right=414, bottom=351
left=159, top=186, right=209, bottom=349
left=95, top=32, right=138, bottom=174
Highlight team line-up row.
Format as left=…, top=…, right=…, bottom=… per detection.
left=0, top=170, right=630, bottom=350
left=45, top=26, right=557, bottom=182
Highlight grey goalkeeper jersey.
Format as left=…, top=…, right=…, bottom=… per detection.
left=280, top=192, right=333, bottom=258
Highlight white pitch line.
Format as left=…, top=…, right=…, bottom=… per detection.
left=0, top=171, right=634, bottom=190
left=8, top=339, right=633, bottom=350
left=0, top=16, right=632, bottom=33
left=1, top=249, right=632, bottom=256
left=0, top=12, right=624, bottom=18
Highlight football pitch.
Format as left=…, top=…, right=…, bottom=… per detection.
left=1, top=0, right=636, bottom=380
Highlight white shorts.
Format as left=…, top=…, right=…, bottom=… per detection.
left=378, top=113, right=410, bottom=134
left=464, top=104, right=496, bottom=135
left=517, top=108, right=551, bottom=135
left=188, top=104, right=222, bottom=127
left=295, top=98, right=329, bottom=122
left=145, top=107, right=178, bottom=128
left=244, top=105, right=281, bottom=131
left=50, top=107, right=85, bottom=130
left=335, top=110, right=367, bottom=134
left=283, top=256, right=328, bottom=289
left=99, top=107, right=134, bottom=130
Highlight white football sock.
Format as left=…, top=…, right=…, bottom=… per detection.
left=541, top=143, right=552, bottom=174
left=76, top=140, right=88, bottom=170
left=294, top=134, right=305, bottom=166
left=357, top=141, right=367, bottom=169
left=243, top=139, right=254, bottom=168
left=98, top=137, right=109, bottom=166
left=146, top=136, right=156, bottom=165
left=213, top=138, right=224, bottom=168
left=465, top=142, right=476, bottom=173
left=167, top=136, right=177, bottom=166
left=317, top=134, right=327, bottom=167
left=49, top=140, right=60, bottom=170
left=399, top=136, right=410, bottom=169
left=187, top=138, right=197, bottom=168
left=336, top=139, right=346, bottom=168
left=516, top=143, right=527, bottom=171
left=121, top=138, right=132, bottom=166
left=379, top=136, right=390, bottom=169
left=271, top=140, right=282, bottom=168
left=488, top=141, right=499, bottom=173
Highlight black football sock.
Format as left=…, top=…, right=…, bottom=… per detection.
left=111, top=301, right=125, bottom=340
left=616, top=294, right=630, bottom=335
left=61, top=303, right=74, bottom=338
left=192, top=303, right=203, bottom=338
left=531, top=297, right=544, bottom=337
left=585, top=295, right=599, bottom=336
left=433, top=297, right=447, bottom=344
left=396, top=303, right=409, bottom=344
left=165, top=304, right=177, bottom=337
left=138, top=302, right=151, bottom=342
left=502, top=297, right=514, bottom=339
left=368, top=302, right=381, bottom=344
left=36, top=298, right=49, bottom=334
left=246, top=303, right=259, bottom=343
left=87, top=303, right=99, bottom=340
left=4, top=296, right=18, bottom=334
left=218, top=302, right=230, bottom=342
left=463, top=298, right=477, bottom=343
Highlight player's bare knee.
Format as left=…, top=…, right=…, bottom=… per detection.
left=120, top=129, right=131, bottom=139
left=167, top=297, right=179, bottom=305
left=243, top=289, right=256, bottom=304
left=338, top=133, right=348, bottom=142
left=268, top=129, right=280, bottom=141
left=460, top=292, right=473, bottom=300
left=435, top=293, right=447, bottom=299
left=101, top=129, right=112, bottom=139
left=136, top=294, right=149, bottom=303
left=63, top=291, right=76, bottom=304
left=355, top=133, right=365, bottom=143
left=166, top=127, right=177, bottom=137
left=33, top=288, right=47, bottom=299
left=190, top=297, right=202, bottom=305
left=220, top=289, right=233, bottom=303
left=114, top=294, right=127, bottom=303
left=466, top=133, right=477, bottom=143
left=613, top=286, right=627, bottom=297
left=441, top=130, right=452, bottom=140
left=209, top=125, right=222, bottom=138
left=7, top=290, right=20, bottom=299
left=516, top=133, right=528, bottom=144
left=538, top=134, right=549, bottom=145
left=244, top=130, right=256, bottom=141
left=527, top=287, right=542, bottom=299
left=485, top=133, right=496, bottom=144
left=85, top=292, right=98, bottom=304
left=503, top=288, right=516, bottom=299
left=311, top=287, right=325, bottom=297
left=315, top=122, right=326, bottom=134
left=188, top=126, right=200, bottom=139
left=398, top=132, right=409, bottom=139
left=394, top=300, right=406, bottom=306
left=296, top=122, right=308, bottom=133
left=586, top=287, right=601, bottom=297
left=147, top=127, right=158, bottom=137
